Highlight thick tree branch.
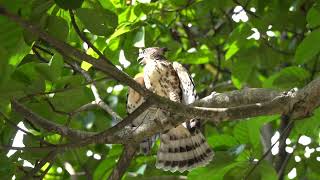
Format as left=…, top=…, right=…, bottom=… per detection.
left=11, top=99, right=94, bottom=140
left=108, top=145, right=137, bottom=180
left=194, top=88, right=281, bottom=108
left=10, top=77, right=320, bottom=146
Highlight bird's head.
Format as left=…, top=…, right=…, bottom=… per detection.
left=137, top=47, right=168, bottom=65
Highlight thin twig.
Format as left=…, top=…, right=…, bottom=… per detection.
left=39, top=162, right=55, bottom=179
left=0, top=111, right=52, bottom=146
left=275, top=115, right=292, bottom=172
left=32, top=46, right=49, bottom=63
left=35, top=116, right=73, bottom=178
left=12, top=99, right=95, bottom=140
left=261, top=35, right=293, bottom=56
left=23, top=150, right=59, bottom=178
left=19, top=76, right=111, bottom=101
left=68, top=61, right=122, bottom=121
left=243, top=120, right=294, bottom=179
left=277, top=145, right=296, bottom=180
left=69, top=10, right=113, bottom=65
left=33, top=44, right=54, bottom=56
left=44, top=98, right=71, bottom=116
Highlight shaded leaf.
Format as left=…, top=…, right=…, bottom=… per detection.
left=46, top=15, right=69, bottom=41
left=54, top=0, right=84, bottom=9
left=76, top=8, right=118, bottom=37
left=295, top=30, right=320, bottom=64
left=273, top=66, right=310, bottom=89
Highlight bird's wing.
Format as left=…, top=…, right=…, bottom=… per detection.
left=172, top=62, right=196, bottom=105
left=126, top=75, right=145, bottom=114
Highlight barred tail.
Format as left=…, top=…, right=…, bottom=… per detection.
left=156, top=125, right=214, bottom=172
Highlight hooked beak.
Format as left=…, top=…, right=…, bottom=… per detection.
left=137, top=55, right=144, bottom=64
left=137, top=48, right=144, bottom=64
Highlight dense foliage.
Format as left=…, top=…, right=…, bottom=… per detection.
left=0, top=0, right=320, bottom=179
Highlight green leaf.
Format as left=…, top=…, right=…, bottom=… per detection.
left=225, top=41, right=239, bottom=60
left=55, top=75, right=83, bottom=89
left=188, top=152, right=244, bottom=180
left=207, top=134, right=238, bottom=149
left=0, top=47, right=10, bottom=86
left=258, top=161, right=278, bottom=180
left=0, top=153, right=15, bottom=179
left=272, top=66, right=310, bottom=89
left=307, top=5, right=320, bottom=28
left=98, top=0, right=117, bottom=13
left=75, top=8, right=118, bottom=37
left=20, top=136, right=47, bottom=161
left=51, top=88, right=94, bottom=112
left=231, top=57, right=254, bottom=88
left=9, top=62, right=45, bottom=96
left=49, top=53, right=64, bottom=78
left=0, top=38, right=31, bottom=88
left=54, top=0, right=84, bottom=9
left=30, top=0, right=55, bottom=18
left=34, top=53, right=64, bottom=82
left=295, top=30, right=320, bottom=64
left=224, top=23, right=253, bottom=60
left=133, top=27, right=145, bottom=48
left=0, top=123, right=16, bottom=145
left=231, top=75, right=243, bottom=89
left=35, top=63, right=56, bottom=82
left=177, top=45, right=214, bottom=64
left=46, top=15, right=69, bottom=41
left=93, top=145, right=123, bottom=179
left=233, top=116, right=278, bottom=150
left=0, top=16, right=23, bottom=50
left=108, top=22, right=139, bottom=41
left=292, top=107, right=320, bottom=138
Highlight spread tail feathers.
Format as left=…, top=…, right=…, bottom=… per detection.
left=156, top=125, right=214, bottom=172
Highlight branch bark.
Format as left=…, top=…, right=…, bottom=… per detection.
left=10, top=77, right=320, bottom=147
left=108, top=145, right=137, bottom=180
left=11, top=99, right=94, bottom=140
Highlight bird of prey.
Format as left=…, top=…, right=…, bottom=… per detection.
left=127, top=47, right=213, bottom=172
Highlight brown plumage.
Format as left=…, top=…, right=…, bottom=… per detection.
left=136, top=47, right=214, bottom=172
left=127, top=74, right=157, bottom=155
